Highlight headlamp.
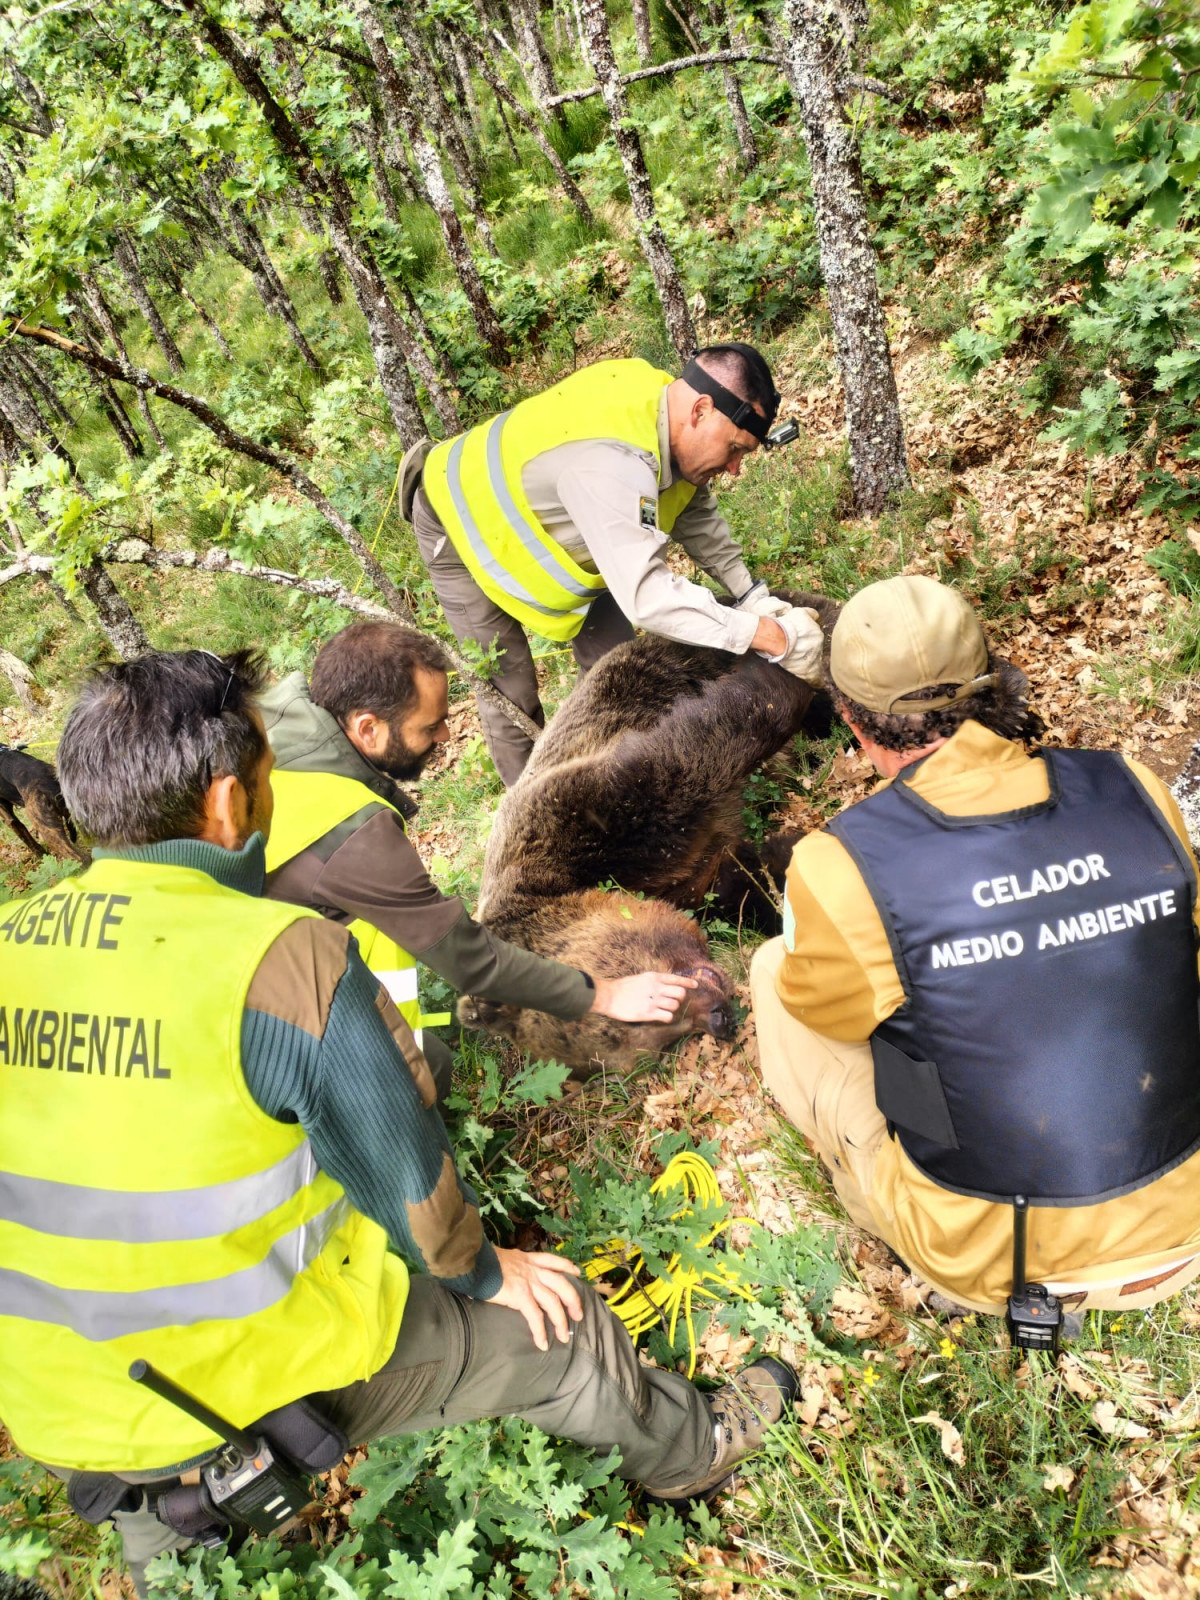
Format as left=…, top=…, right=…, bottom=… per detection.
left=764, top=419, right=800, bottom=451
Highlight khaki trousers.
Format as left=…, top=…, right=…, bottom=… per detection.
left=412, top=488, right=634, bottom=786
left=103, top=1276, right=713, bottom=1595
left=749, top=937, right=892, bottom=1240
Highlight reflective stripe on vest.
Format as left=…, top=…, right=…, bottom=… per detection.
left=265, top=769, right=426, bottom=1043
left=0, top=858, right=406, bottom=1471
left=423, top=358, right=698, bottom=642
left=828, top=749, right=1200, bottom=1205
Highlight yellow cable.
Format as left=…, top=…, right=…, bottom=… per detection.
left=350, top=456, right=404, bottom=596
left=583, top=1152, right=755, bottom=1377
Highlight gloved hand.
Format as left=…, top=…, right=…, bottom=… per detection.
left=735, top=579, right=793, bottom=620
left=769, top=606, right=825, bottom=684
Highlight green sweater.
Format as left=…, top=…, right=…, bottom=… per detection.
left=95, top=835, right=502, bottom=1300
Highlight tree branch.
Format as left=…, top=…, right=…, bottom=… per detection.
left=840, top=72, right=908, bottom=107
left=8, top=324, right=542, bottom=742
left=543, top=48, right=782, bottom=106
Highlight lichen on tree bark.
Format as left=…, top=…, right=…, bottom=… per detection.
left=578, top=0, right=697, bottom=363
left=782, top=0, right=909, bottom=515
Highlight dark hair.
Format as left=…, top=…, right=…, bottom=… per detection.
left=693, top=342, right=777, bottom=417
left=832, top=655, right=1042, bottom=752
left=57, top=650, right=269, bottom=847
left=310, top=622, right=448, bottom=725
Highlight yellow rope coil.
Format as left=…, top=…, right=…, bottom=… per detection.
left=583, top=1151, right=754, bottom=1378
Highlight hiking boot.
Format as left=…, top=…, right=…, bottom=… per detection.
left=643, top=1356, right=798, bottom=1509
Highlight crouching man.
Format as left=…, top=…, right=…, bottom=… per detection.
left=259, top=620, right=698, bottom=1098
left=751, top=575, right=1200, bottom=1317
left=0, top=650, right=795, bottom=1597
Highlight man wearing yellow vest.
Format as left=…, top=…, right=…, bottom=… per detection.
left=0, top=649, right=796, bottom=1595
left=751, top=576, right=1200, bottom=1321
left=260, top=620, right=695, bottom=1097
left=407, top=343, right=825, bottom=784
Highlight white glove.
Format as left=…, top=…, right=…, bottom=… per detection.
left=736, top=579, right=793, bottom=620
left=767, top=606, right=825, bottom=685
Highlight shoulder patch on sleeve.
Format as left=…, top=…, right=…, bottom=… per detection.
left=247, top=917, right=351, bottom=1040
left=638, top=495, right=658, bottom=529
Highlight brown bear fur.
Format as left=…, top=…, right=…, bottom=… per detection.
left=459, top=594, right=838, bottom=1074
left=0, top=745, right=88, bottom=864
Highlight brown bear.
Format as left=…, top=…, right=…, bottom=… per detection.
left=458, top=595, right=837, bottom=1074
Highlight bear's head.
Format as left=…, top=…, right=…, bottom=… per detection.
left=459, top=890, right=733, bottom=1075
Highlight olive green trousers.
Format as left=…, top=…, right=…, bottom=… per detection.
left=106, top=1275, right=714, bottom=1595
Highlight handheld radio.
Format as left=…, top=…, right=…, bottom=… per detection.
left=1005, top=1196, right=1064, bottom=1355
left=129, top=1360, right=315, bottom=1540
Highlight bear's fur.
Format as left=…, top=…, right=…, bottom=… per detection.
left=459, top=595, right=837, bottom=1073
left=0, top=745, right=87, bottom=863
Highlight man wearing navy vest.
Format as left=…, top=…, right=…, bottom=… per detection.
left=751, top=575, right=1200, bottom=1316
left=403, top=344, right=825, bottom=784
left=0, top=650, right=796, bottom=1595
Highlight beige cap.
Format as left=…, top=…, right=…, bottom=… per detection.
left=830, top=575, right=994, bottom=714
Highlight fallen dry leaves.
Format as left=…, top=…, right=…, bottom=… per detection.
left=914, top=1411, right=966, bottom=1466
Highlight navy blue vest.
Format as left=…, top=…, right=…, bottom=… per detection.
left=829, top=748, right=1200, bottom=1204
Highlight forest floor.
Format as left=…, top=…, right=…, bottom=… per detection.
left=4, top=295, right=1200, bottom=1600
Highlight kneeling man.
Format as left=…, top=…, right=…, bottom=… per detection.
left=752, top=575, right=1200, bottom=1315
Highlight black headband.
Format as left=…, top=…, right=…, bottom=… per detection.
left=681, top=359, right=779, bottom=441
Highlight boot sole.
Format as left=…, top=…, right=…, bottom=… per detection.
left=644, top=1469, right=736, bottom=1513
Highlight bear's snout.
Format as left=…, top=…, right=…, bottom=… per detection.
left=707, top=1000, right=733, bottom=1039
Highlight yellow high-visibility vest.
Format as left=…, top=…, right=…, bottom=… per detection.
left=422, top=358, right=698, bottom=642
left=0, top=858, right=406, bottom=1472
left=264, top=769, right=437, bottom=1046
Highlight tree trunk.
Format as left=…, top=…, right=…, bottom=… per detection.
left=509, top=0, right=562, bottom=114
left=388, top=8, right=498, bottom=253
left=307, top=214, right=346, bottom=306
left=10, top=348, right=74, bottom=426
left=450, top=37, right=481, bottom=130
left=323, top=215, right=430, bottom=443
left=704, top=0, right=758, bottom=171
left=155, top=245, right=234, bottom=359
left=358, top=3, right=509, bottom=361
left=228, top=202, right=325, bottom=374
left=781, top=0, right=909, bottom=514
left=112, top=234, right=186, bottom=372
left=138, top=390, right=168, bottom=449
left=77, top=560, right=149, bottom=658
left=82, top=274, right=167, bottom=451
left=427, top=30, right=481, bottom=167
left=182, top=0, right=436, bottom=438
left=579, top=0, right=697, bottom=361
left=455, top=25, right=594, bottom=225
left=0, top=648, right=38, bottom=712
left=92, top=374, right=144, bottom=461
left=493, top=91, right=521, bottom=162
left=632, top=0, right=653, bottom=65
left=0, top=358, right=76, bottom=469
left=399, top=280, right=457, bottom=390
left=361, top=94, right=403, bottom=223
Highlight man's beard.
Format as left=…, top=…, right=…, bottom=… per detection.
left=374, top=722, right=433, bottom=782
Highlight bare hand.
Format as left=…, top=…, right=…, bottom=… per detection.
left=487, top=1247, right=584, bottom=1351
left=590, top=971, right=697, bottom=1023
left=751, top=615, right=787, bottom=657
